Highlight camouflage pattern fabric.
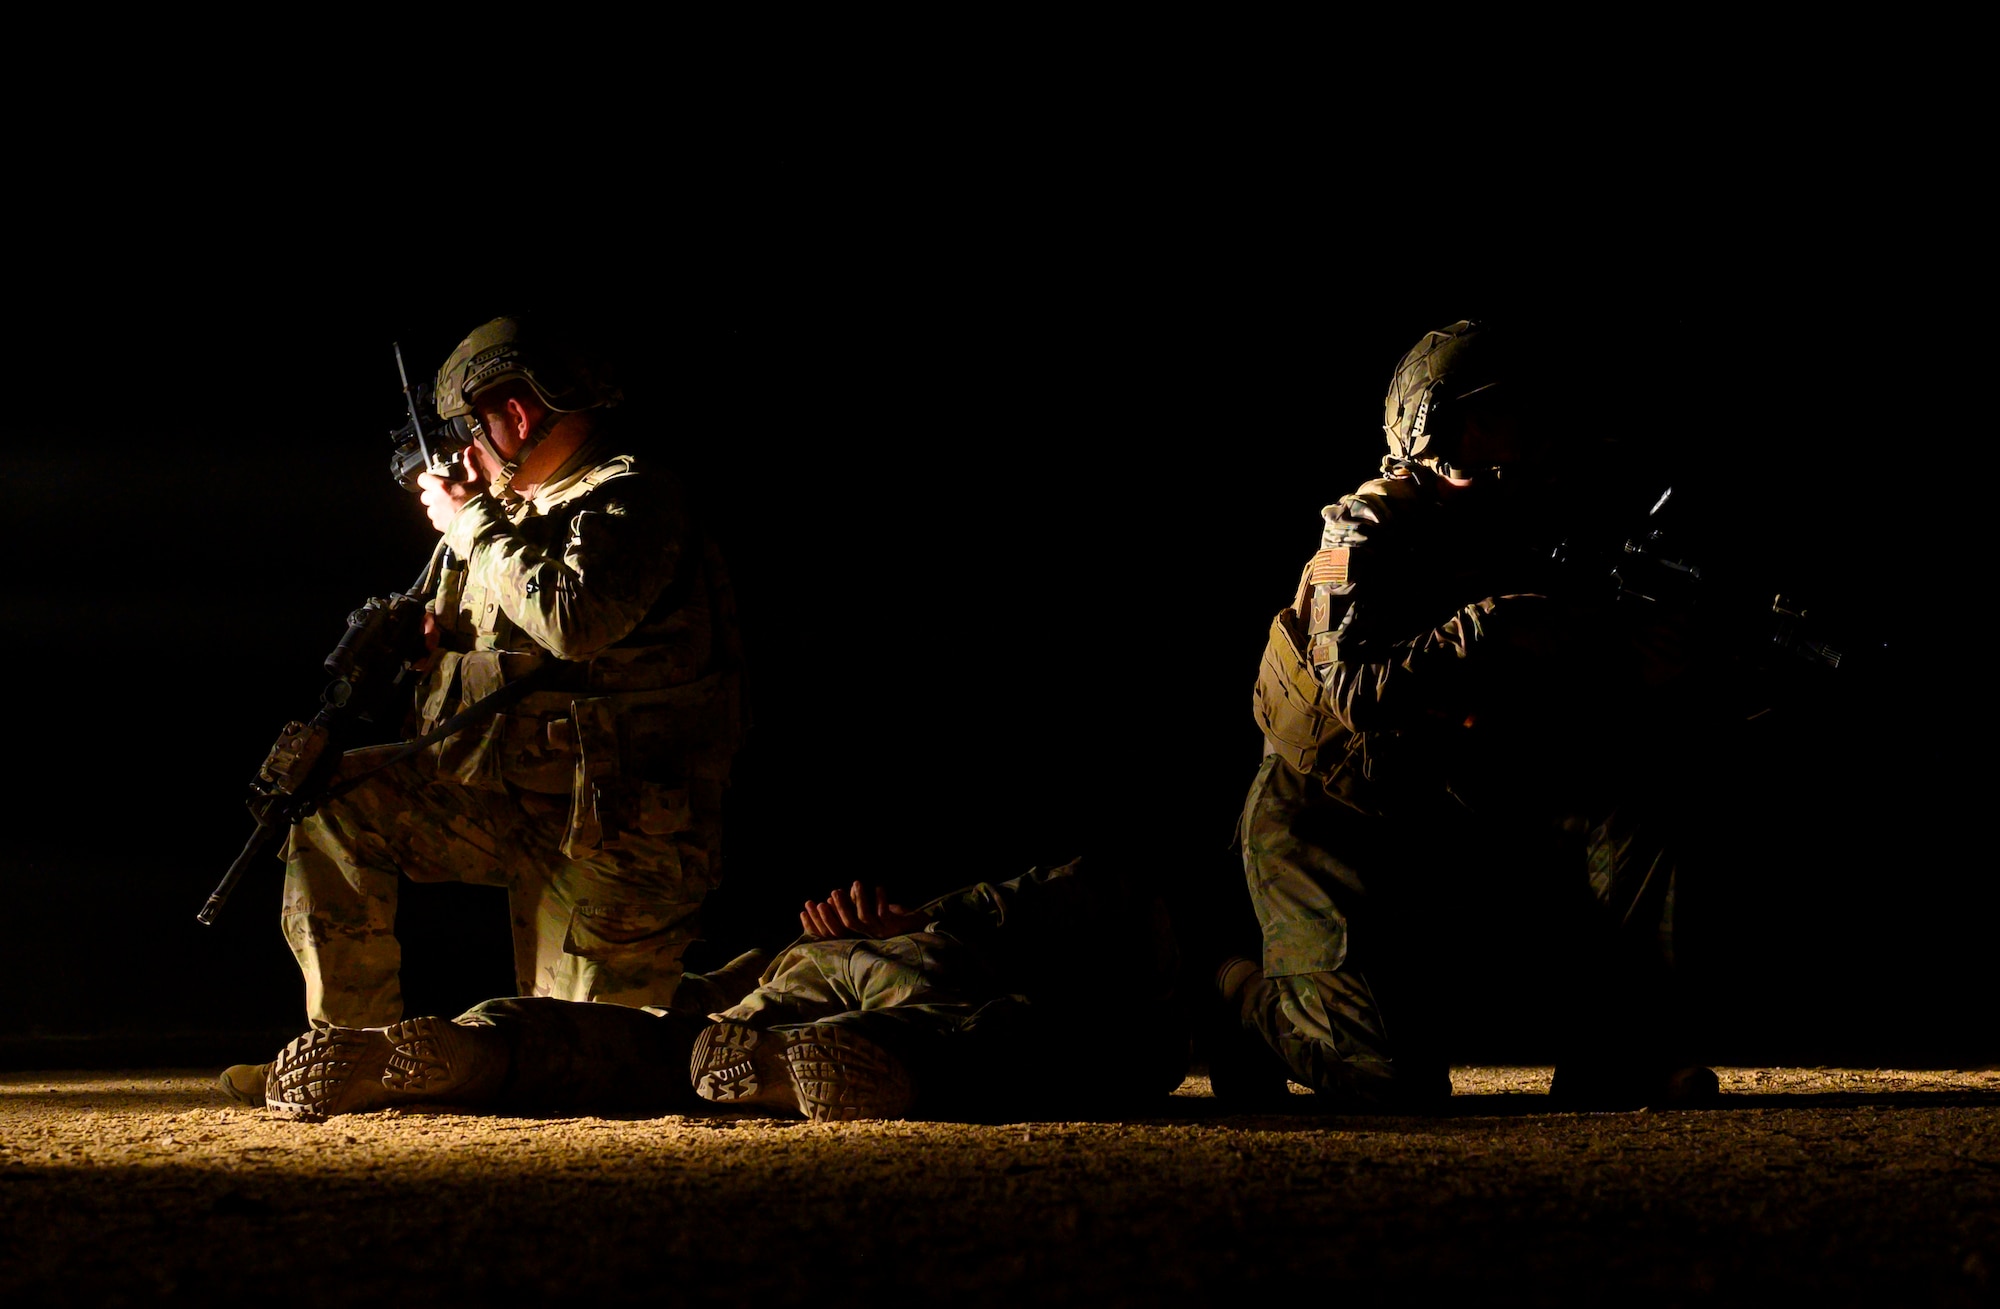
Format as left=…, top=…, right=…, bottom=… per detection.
left=1253, top=464, right=1642, bottom=808
left=283, top=745, right=721, bottom=1025
left=721, top=932, right=997, bottom=1029
left=1239, top=751, right=1449, bottom=1106
left=1241, top=467, right=1700, bottom=1104
left=429, top=434, right=732, bottom=679
left=722, top=860, right=1190, bottom=1114
left=282, top=427, right=739, bottom=1026
left=1240, top=747, right=1687, bottom=1107
left=282, top=861, right=1188, bottom=1119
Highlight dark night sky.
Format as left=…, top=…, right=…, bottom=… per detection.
left=2, top=98, right=1985, bottom=1065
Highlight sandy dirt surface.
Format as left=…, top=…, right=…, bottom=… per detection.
left=2, top=1067, right=1995, bottom=1306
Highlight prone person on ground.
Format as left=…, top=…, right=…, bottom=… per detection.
left=253, top=859, right=1189, bottom=1123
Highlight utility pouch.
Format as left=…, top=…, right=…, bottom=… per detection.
left=562, top=692, right=707, bottom=857
left=1252, top=607, right=1345, bottom=775
left=428, top=651, right=511, bottom=791
left=499, top=688, right=586, bottom=795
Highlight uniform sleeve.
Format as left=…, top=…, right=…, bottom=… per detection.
left=1312, top=486, right=1565, bottom=735
left=441, top=480, right=688, bottom=662
left=1320, top=594, right=1518, bottom=733
left=918, top=860, right=1099, bottom=944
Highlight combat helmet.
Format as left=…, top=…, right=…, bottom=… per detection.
left=433, top=315, right=622, bottom=423
left=1381, top=320, right=1525, bottom=478
left=433, top=315, right=621, bottom=502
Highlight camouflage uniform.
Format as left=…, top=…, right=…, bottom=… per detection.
left=283, top=429, right=741, bottom=1026
left=719, top=859, right=1190, bottom=1114
left=1243, top=463, right=1693, bottom=1105
left=279, top=859, right=1188, bottom=1119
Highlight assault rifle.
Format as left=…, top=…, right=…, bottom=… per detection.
left=194, top=572, right=435, bottom=924
left=1550, top=486, right=1885, bottom=679
left=196, top=344, right=536, bottom=925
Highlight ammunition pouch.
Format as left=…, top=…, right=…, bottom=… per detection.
left=1251, top=607, right=1346, bottom=775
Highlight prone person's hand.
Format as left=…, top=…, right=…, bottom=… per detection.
left=799, top=881, right=928, bottom=941
left=417, top=466, right=484, bottom=534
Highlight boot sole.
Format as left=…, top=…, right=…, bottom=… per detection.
left=690, top=1021, right=796, bottom=1111
left=266, top=1017, right=468, bottom=1121
left=783, top=1025, right=914, bottom=1122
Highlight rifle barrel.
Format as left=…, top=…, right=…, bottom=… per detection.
left=196, top=812, right=289, bottom=926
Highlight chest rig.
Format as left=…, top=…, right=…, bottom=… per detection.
left=1252, top=471, right=1501, bottom=781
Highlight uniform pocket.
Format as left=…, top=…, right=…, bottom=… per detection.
left=560, top=694, right=696, bottom=856
left=578, top=779, right=693, bottom=853
left=561, top=900, right=692, bottom=960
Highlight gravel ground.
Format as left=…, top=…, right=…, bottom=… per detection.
left=2, top=1066, right=1995, bottom=1307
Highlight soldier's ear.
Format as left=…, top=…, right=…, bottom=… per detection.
left=506, top=395, right=538, bottom=441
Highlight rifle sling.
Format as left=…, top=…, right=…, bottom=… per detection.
left=320, top=661, right=557, bottom=804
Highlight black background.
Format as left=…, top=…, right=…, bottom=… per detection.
left=1, top=92, right=1985, bottom=1068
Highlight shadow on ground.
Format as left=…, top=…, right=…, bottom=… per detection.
left=1, top=1068, right=1995, bottom=1306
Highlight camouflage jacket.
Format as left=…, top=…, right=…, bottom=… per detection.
left=416, top=428, right=741, bottom=798
left=1256, top=464, right=1640, bottom=816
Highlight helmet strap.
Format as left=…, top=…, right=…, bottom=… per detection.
left=484, top=410, right=561, bottom=507
left=465, top=425, right=517, bottom=504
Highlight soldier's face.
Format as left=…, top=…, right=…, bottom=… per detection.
left=1455, top=395, right=1526, bottom=467
left=1457, top=391, right=1562, bottom=474
left=477, top=398, right=533, bottom=453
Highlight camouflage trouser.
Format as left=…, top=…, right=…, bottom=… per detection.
left=1240, top=751, right=1682, bottom=1106
left=721, top=932, right=1187, bottom=1114
left=282, top=744, right=722, bottom=1026
left=722, top=932, right=995, bottom=1028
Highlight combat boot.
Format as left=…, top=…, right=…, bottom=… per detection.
left=669, top=947, right=774, bottom=1018
left=264, top=1017, right=507, bottom=1121
left=785, top=1024, right=916, bottom=1122
left=689, top=1021, right=797, bottom=1112
left=215, top=1062, right=271, bottom=1106
left=1204, top=956, right=1294, bottom=1108
left=691, top=1020, right=915, bottom=1122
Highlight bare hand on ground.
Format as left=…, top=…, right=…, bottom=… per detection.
left=801, top=881, right=927, bottom=940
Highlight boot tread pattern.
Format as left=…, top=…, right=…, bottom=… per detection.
left=783, top=1026, right=914, bottom=1122
left=381, top=1018, right=456, bottom=1093
left=266, top=1027, right=379, bottom=1122
left=264, top=1017, right=470, bottom=1120
left=691, top=1022, right=767, bottom=1103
